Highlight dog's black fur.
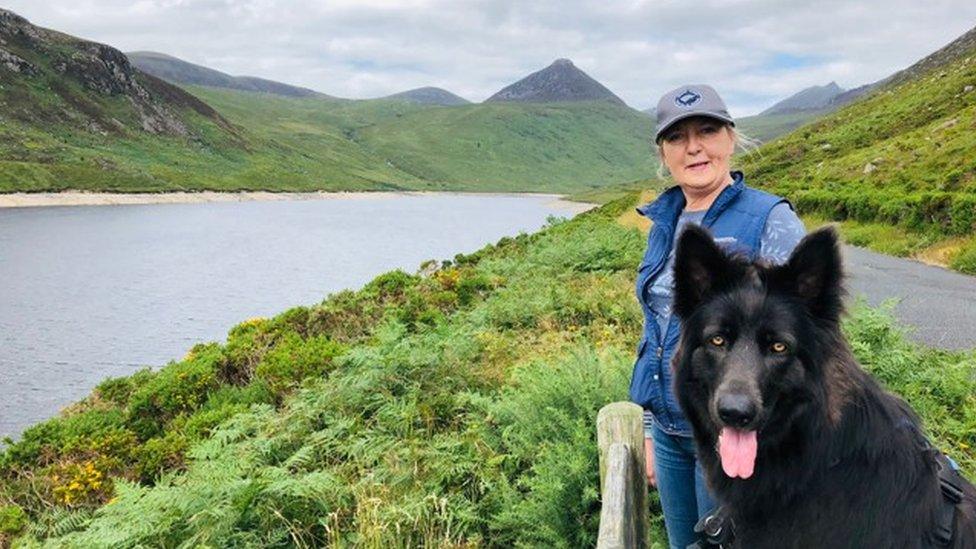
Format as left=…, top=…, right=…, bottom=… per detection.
left=672, top=225, right=976, bottom=548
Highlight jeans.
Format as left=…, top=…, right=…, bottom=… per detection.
left=651, top=422, right=716, bottom=549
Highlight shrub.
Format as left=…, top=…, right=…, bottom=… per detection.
left=126, top=345, right=222, bottom=439
left=949, top=195, right=976, bottom=236
left=254, top=333, right=346, bottom=395
left=0, top=505, right=26, bottom=535
left=94, top=368, right=154, bottom=407
left=364, top=269, right=419, bottom=298
left=1, top=409, right=131, bottom=470
left=134, top=431, right=188, bottom=483
left=49, top=459, right=113, bottom=507
left=949, top=239, right=976, bottom=275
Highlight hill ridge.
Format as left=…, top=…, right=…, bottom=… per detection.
left=381, top=86, right=469, bottom=105
left=760, top=81, right=844, bottom=115
left=127, top=50, right=328, bottom=98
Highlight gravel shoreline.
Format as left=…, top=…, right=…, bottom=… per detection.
left=0, top=191, right=595, bottom=213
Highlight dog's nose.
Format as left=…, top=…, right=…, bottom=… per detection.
left=717, top=394, right=757, bottom=428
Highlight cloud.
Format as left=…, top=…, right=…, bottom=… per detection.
left=4, top=0, right=975, bottom=114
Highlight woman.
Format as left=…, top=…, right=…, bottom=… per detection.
left=631, top=84, right=806, bottom=549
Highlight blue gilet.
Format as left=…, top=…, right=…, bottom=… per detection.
left=629, top=172, right=787, bottom=436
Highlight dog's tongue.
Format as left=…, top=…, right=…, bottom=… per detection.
left=718, top=427, right=758, bottom=479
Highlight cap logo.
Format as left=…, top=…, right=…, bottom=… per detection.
left=674, top=89, right=701, bottom=108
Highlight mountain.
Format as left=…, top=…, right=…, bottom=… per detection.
left=737, top=82, right=847, bottom=141
left=189, top=85, right=656, bottom=192
left=760, top=82, right=844, bottom=115
left=485, top=58, right=628, bottom=106
left=740, top=23, right=976, bottom=266
left=127, top=51, right=327, bottom=98
left=382, top=86, right=469, bottom=105
left=0, top=8, right=659, bottom=194
left=827, top=24, right=976, bottom=110
left=0, top=7, right=658, bottom=194
left=736, top=111, right=823, bottom=143
left=347, top=100, right=654, bottom=189
left=0, top=9, right=230, bottom=137
left=748, top=27, right=976, bottom=142
left=0, top=9, right=413, bottom=193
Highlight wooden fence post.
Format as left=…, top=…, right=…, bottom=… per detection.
left=596, top=401, right=648, bottom=549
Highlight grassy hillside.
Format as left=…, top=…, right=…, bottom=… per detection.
left=738, top=45, right=976, bottom=272
left=353, top=100, right=656, bottom=191
left=0, top=82, right=662, bottom=194
left=1, top=84, right=658, bottom=194
left=0, top=75, right=420, bottom=193
left=736, top=111, right=827, bottom=143
left=0, top=9, right=273, bottom=193
left=1, top=195, right=972, bottom=547
left=187, top=87, right=658, bottom=193
left=0, top=7, right=659, bottom=196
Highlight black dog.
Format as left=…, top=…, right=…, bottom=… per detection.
left=671, top=225, right=976, bottom=548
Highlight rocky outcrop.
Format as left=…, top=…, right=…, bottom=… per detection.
left=485, top=58, right=628, bottom=106
left=760, top=82, right=845, bottom=115
left=0, top=46, right=34, bottom=74
left=0, top=8, right=231, bottom=136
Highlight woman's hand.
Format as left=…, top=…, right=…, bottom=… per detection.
left=644, top=436, right=657, bottom=488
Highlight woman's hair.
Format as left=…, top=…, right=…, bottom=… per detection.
left=654, top=123, right=762, bottom=179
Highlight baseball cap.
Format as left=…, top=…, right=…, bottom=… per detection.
left=654, top=84, right=735, bottom=143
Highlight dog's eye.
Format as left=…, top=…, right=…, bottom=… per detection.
left=709, top=335, right=726, bottom=347
left=770, top=342, right=788, bottom=353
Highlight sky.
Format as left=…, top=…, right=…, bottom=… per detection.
left=4, top=0, right=976, bottom=116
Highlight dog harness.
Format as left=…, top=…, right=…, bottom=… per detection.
left=912, top=420, right=968, bottom=546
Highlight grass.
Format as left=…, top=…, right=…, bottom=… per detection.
left=735, top=110, right=827, bottom=143
left=738, top=47, right=976, bottom=241
left=0, top=193, right=972, bottom=547
left=1, top=13, right=661, bottom=195
left=0, top=54, right=659, bottom=195
left=0, top=88, right=659, bottom=194
left=186, top=88, right=660, bottom=193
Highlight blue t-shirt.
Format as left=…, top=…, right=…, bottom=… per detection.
left=642, top=202, right=806, bottom=435
left=646, top=202, right=805, bottom=334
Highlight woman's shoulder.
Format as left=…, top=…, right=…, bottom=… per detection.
left=765, top=201, right=802, bottom=225
left=740, top=181, right=789, bottom=205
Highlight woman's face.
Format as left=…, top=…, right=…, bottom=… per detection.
left=658, top=116, right=735, bottom=194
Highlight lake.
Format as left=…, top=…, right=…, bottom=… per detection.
left=0, top=193, right=590, bottom=439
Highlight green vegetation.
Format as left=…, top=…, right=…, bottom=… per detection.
left=0, top=59, right=657, bottom=194
left=183, top=87, right=659, bottom=193
left=949, top=238, right=976, bottom=274
left=1, top=195, right=972, bottom=547
left=0, top=86, right=418, bottom=193
left=0, top=10, right=657, bottom=194
left=736, top=110, right=826, bottom=143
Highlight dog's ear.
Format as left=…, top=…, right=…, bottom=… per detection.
left=673, top=225, right=737, bottom=318
left=773, top=226, right=845, bottom=322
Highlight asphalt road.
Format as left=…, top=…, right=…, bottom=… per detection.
left=844, top=245, right=976, bottom=350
